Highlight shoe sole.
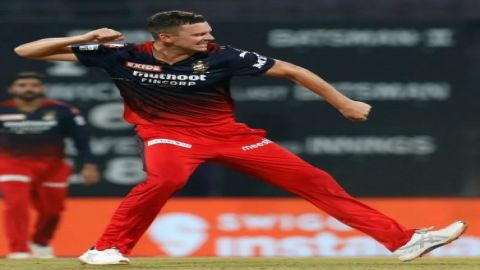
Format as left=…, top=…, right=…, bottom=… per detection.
left=78, top=258, right=130, bottom=265
left=404, top=221, right=468, bottom=262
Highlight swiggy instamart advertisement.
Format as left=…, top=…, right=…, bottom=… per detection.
left=0, top=198, right=479, bottom=257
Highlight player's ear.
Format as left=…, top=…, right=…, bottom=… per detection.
left=158, top=32, right=174, bottom=43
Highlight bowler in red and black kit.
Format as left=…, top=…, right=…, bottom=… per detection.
left=70, top=40, right=416, bottom=253
left=14, top=10, right=467, bottom=264
left=0, top=72, right=99, bottom=259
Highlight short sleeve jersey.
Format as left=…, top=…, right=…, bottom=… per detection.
left=72, top=42, right=275, bottom=127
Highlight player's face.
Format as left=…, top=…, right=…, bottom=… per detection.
left=9, top=78, right=46, bottom=102
left=172, top=22, right=215, bottom=52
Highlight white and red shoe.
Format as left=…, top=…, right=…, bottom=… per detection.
left=78, top=247, right=130, bottom=265
left=29, top=242, right=55, bottom=259
left=6, top=252, right=31, bottom=259
left=394, top=221, right=468, bottom=262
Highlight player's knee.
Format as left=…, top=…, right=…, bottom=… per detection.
left=306, top=169, right=345, bottom=191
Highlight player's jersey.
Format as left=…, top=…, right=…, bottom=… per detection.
left=0, top=99, right=94, bottom=163
left=72, top=42, right=275, bottom=127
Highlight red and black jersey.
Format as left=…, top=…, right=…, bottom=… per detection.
left=72, top=42, right=275, bottom=127
left=0, top=99, right=94, bottom=163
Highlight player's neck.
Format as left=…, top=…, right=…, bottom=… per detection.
left=14, top=98, right=42, bottom=112
left=152, top=42, right=194, bottom=65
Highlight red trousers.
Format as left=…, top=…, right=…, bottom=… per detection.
left=96, top=123, right=414, bottom=254
left=0, top=157, right=71, bottom=252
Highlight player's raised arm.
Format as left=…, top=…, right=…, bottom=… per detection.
left=264, top=59, right=371, bottom=122
left=14, top=28, right=125, bottom=62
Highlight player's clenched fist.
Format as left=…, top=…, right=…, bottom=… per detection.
left=339, top=100, right=372, bottom=122
left=82, top=28, right=125, bottom=43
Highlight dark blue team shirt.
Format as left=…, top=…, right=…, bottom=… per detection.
left=72, top=42, right=275, bottom=127
left=0, top=99, right=94, bottom=164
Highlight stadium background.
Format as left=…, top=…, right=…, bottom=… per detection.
left=0, top=0, right=479, bottom=257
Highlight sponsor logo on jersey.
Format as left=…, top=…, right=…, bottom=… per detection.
left=0, top=114, right=26, bottom=121
left=4, top=120, right=59, bottom=134
left=78, top=44, right=99, bottom=51
left=103, top=43, right=126, bottom=48
left=42, top=111, right=57, bottom=121
left=234, top=48, right=267, bottom=68
left=252, top=53, right=267, bottom=69
left=192, top=60, right=210, bottom=74
left=126, top=61, right=162, bottom=72
left=133, top=71, right=207, bottom=86
left=241, top=138, right=272, bottom=151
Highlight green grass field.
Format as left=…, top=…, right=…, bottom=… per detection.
left=1, top=257, right=480, bottom=270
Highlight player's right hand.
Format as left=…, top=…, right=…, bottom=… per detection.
left=82, top=28, right=125, bottom=43
left=81, top=164, right=101, bottom=186
left=339, top=100, right=372, bottom=122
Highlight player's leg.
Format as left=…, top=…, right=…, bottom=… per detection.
left=30, top=160, right=72, bottom=258
left=216, top=136, right=414, bottom=252
left=0, top=159, right=33, bottom=258
left=94, top=134, right=209, bottom=255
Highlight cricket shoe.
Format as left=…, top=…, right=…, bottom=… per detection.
left=6, top=252, right=31, bottom=259
left=394, top=220, right=468, bottom=262
left=29, top=242, right=55, bottom=259
left=78, top=247, right=130, bottom=265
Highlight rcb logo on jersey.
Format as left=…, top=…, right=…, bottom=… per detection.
left=192, top=61, right=209, bottom=74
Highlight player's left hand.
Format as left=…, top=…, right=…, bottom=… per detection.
left=339, top=100, right=372, bottom=122
left=81, top=164, right=101, bottom=186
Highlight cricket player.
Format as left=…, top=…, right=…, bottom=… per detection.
left=0, top=72, right=99, bottom=259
